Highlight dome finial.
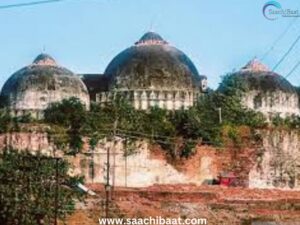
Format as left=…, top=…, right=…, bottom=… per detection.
left=33, top=53, right=57, bottom=66
left=149, top=21, right=154, bottom=32
left=135, top=31, right=168, bottom=46
left=241, top=58, right=270, bottom=72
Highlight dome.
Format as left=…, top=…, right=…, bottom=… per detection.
left=104, top=32, right=201, bottom=90
left=233, top=59, right=296, bottom=93
left=1, top=53, right=90, bottom=111
left=32, top=53, right=57, bottom=65
left=219, top=59, right=300, bottom=118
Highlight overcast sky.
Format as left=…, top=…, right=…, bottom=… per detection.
left=0, top=0, right=299, bottom=89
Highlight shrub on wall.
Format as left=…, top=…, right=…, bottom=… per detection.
left=44, top=97, right=87, bottom=155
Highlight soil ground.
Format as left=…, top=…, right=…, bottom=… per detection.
left=62, top=184, right=300, bottom=225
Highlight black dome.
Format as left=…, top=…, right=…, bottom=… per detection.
left=104, top=32, right=201, bottom=90
left=1, top=54, right=90, bottom=110
left=231, top=59, right=296, bottom=93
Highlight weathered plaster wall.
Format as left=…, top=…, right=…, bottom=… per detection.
left=96, top=90, right=200, bottom=110
left=68, top=140, right=193, bottom=187
left=0, top=132, right=54, bottom=154
left=249, top=129, right=300, bottom=189
left=242, top=90, right=300, bottom=118
left=11, top=87, right=89, bottom=111
left=0, top=129, right=299, bottom=189
left=0, top=133, right=213, bottom=187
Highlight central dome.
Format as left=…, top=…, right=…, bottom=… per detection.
left=104, top=32, right=201, bottom=90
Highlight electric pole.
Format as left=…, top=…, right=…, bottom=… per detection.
left=105, top=143, right=111, bottom=219
left=54, top=158, right=59, bottom=225
left=218, top=107, right=222, bottom=124
left=125, top=150, right=128, bottom=187
left=105, top=117, right=118, bottom=219
left=111, top=119, right=118, bottom=198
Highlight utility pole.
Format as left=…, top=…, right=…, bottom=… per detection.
left=105, top=118, right=118, bottom=220
left=218, top=107, right=222, bottom=124
left=124, top=141, right=128, bottom=187
left=111, top=119, right=118, bottom=198
left=91, top=144, right=95, bottom=183
left=54, top=157, right=60, bottom=225
left=105, top=143, right=111, bottom=219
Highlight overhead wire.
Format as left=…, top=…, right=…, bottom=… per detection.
left=261, top=17, right=298, bottom=61
left=284, top=60, right=300, bottom=79
left=281, top=36, right=300, bottom=80
left=272, top=34, right=300, bottom=71
left=0, top=0, right=71, bottom=9
left=258, top=15, right=300, bottom=80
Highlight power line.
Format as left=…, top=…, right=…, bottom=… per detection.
left=261, top=17, right=298, bottom=61
left=272, top=34, right=300, bottom=71
left=0, top=0, right=69, bottom=9
left=284, top=60, right=300, bottom=79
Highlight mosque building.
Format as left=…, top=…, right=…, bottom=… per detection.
left=0, top=32, right=299, bottom=119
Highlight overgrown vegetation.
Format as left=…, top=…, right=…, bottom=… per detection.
left=44, top=97, right=87, bottom=155
left=39, top=74, right=271, bottom=158
left=1, top=73, right=299, bottom=158
left=272, top=114, right=300, bottom=129
left=0, top=109, right=36, bottom=133
left=0, top=149, right=84, bottom=225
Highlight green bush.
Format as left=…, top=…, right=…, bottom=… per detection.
left=44, top=97, right=87, bottom=155
left=0, top=109, right=12, bottom=133
left=0, top=149, right=84, bottom=225
left=272, top=114, right=300, bottom=129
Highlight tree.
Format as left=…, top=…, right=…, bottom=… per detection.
left=146, top=107, right=175, bottom=139
left=44, top=97, right=86, bottom=127
left=44, top=97, right=87, bottom=154
left=216, top=73, right=266, bottom=127
left=0, top=149, right=84, bottom=225
left=167, top=73, right=267, bottom=155
left=84, top=98, right=142, bottom=141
